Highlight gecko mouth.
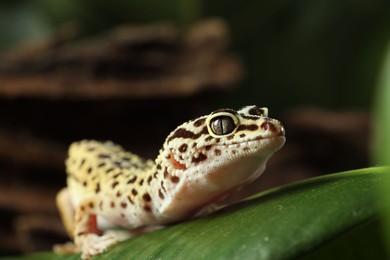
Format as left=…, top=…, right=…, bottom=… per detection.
left=217, top=133, right=286, bottom=147
left=221, top=124, right=285, bottom=147
left=223, top=135, right=286, bottom=149
left=193, top=136, right=285, bottom=156
left=169, top=136, right=286, bottom=171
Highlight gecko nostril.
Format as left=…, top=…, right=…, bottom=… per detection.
left=261, top=122, right=269, bottom=131
left=260, top=121, right=277, bottom=132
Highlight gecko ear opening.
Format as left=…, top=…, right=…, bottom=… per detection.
left=206, top=112, right=239, bottom=138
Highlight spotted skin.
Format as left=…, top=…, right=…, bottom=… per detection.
left=55, top=105, right=286, bottom=259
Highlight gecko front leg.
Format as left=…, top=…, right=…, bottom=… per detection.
left=54, top=188, right=80, bottom=254
left=73, top=198, right=129, bottom=259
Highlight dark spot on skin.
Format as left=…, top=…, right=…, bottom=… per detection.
left=171, top=176, right=180, bottom=183
left=111, top=201, right=115, bottom=208
left=121, top=202, right=127, bottom=209
left=87, top=167, right=93, bottom=174
left=132, top=189, right=138, bottom=196
left=215, top=139, right=220, bottom=143
left=154, top=171, right=158, bottom=178
left=215, top=149, right=222, bottom=156
left=193, top=118, right=206, bottom=127
left=113, top=173, right=121, bottom=179
left=232, top=150, right=237, bottom=155
left=97, top=162, right=106, bottom=168
left=95, top=183, right=100, bottom=193
left=79, top=159, right=86, bottom=168
left=127, top=176, right=137, bottom=184
left=77, top=231, right=86, bottom=236
left=243, top=147, right=250, bottom=152
left=192, top=142, right=197, bottom=148
left=159, top=189, right=164, bottom=199
left=80, top=206, right=85, bottom=211
left=191, top=153, right=207, bottom=163
left=121, top=213, right=126, bottom=218
left=143, top=193, right=152, bottom=202
left=116, top=191, right=122, bottom=197
left=127, top=196, right=134, bottom=204
left=178, top=144, right=188, bottom=153
left=164, top=169, right=168, bottom=178
left=147, top=176, right=153, bottom=185
left=98, top=154, right=111, bottom=159
left=157, top=164, right=162, bottom=170
left=240, top=133, right=246, bottom=138
left=166, top=154, right=171, bottom=159
left=241, top=115, right=258, bottom=120
left=87, top=147, right=96, bottom=152
left=99, top=201, right=103, bottom=210
left=112, top=182, right=119, bottom=189
left=204, top=145, right=212, bottom=151
left=211, top=108, right=237, bottom=115
left=205, top=136, right=213, bottom=142
left=249, top=106, right=266, bottom=116
left=161, top=181, right=167, bottom=192
left=89, top=202, right=94, bottom=209
left=144, top=206, right=152, bottom=212
left=227, top=135, right=234, bottom=140
left=237, top=124, right=258, bottom=131
left=114, top=161, right=123, bottom=168
left=168, top=127, right=208, bottom=142
left=82, top=181, right=87, bottom=187
left=139, top=179, right=144, bottom=186
left=106, top=168, right=114, bottom=174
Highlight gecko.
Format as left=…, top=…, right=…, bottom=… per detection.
left=54, top=105, right=286, bottom=259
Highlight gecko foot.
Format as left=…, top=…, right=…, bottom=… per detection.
left=53, top=241, right=80, bottom=254
left=76, top=234, right=118, bottom=259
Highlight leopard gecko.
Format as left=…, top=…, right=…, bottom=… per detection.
left=54, top=105, right=286, bottom=259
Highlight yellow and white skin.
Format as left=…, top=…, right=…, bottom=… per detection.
left=55, top=105, right=285, bottom=259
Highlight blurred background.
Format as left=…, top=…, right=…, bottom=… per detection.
left=0, top=0, right=389, bottom=256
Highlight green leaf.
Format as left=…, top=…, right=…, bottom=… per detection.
left=374, top=40, right=390, bottom=165
left=9, top=167, right=389, bottom=260
left=374, top=39, right=390, bottom=256
left=301, top=218, right=388, bottom=260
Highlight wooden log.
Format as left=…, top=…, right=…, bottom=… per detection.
left=0, top=129, right=66, bottom=168
left=0, top=182, right=57, bottom=214
left=0, top=19, right=242, bottom=99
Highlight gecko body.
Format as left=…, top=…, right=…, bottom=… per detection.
left=55, top=105, right=285, bottom=259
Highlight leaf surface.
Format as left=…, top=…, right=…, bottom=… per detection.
left=9, top=167, right=389, bottom=260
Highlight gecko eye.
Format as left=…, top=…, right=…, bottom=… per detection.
left=206, top=109, right=239, bottom=138
left=210, top=116, right=235, bottom=135
left=209, top=116, right=236, bottom=136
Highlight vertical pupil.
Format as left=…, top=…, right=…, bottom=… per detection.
left=211, top=116, right=235, bottom=135
left=219, top=119, right=225, bottom=133
left=221, top=118, right=229, bottom=133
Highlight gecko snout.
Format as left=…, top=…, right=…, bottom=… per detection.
left=260, top=118, right=285, bottom=137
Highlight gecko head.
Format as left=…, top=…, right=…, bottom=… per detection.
left=162, top=105, right=285, bottom=190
